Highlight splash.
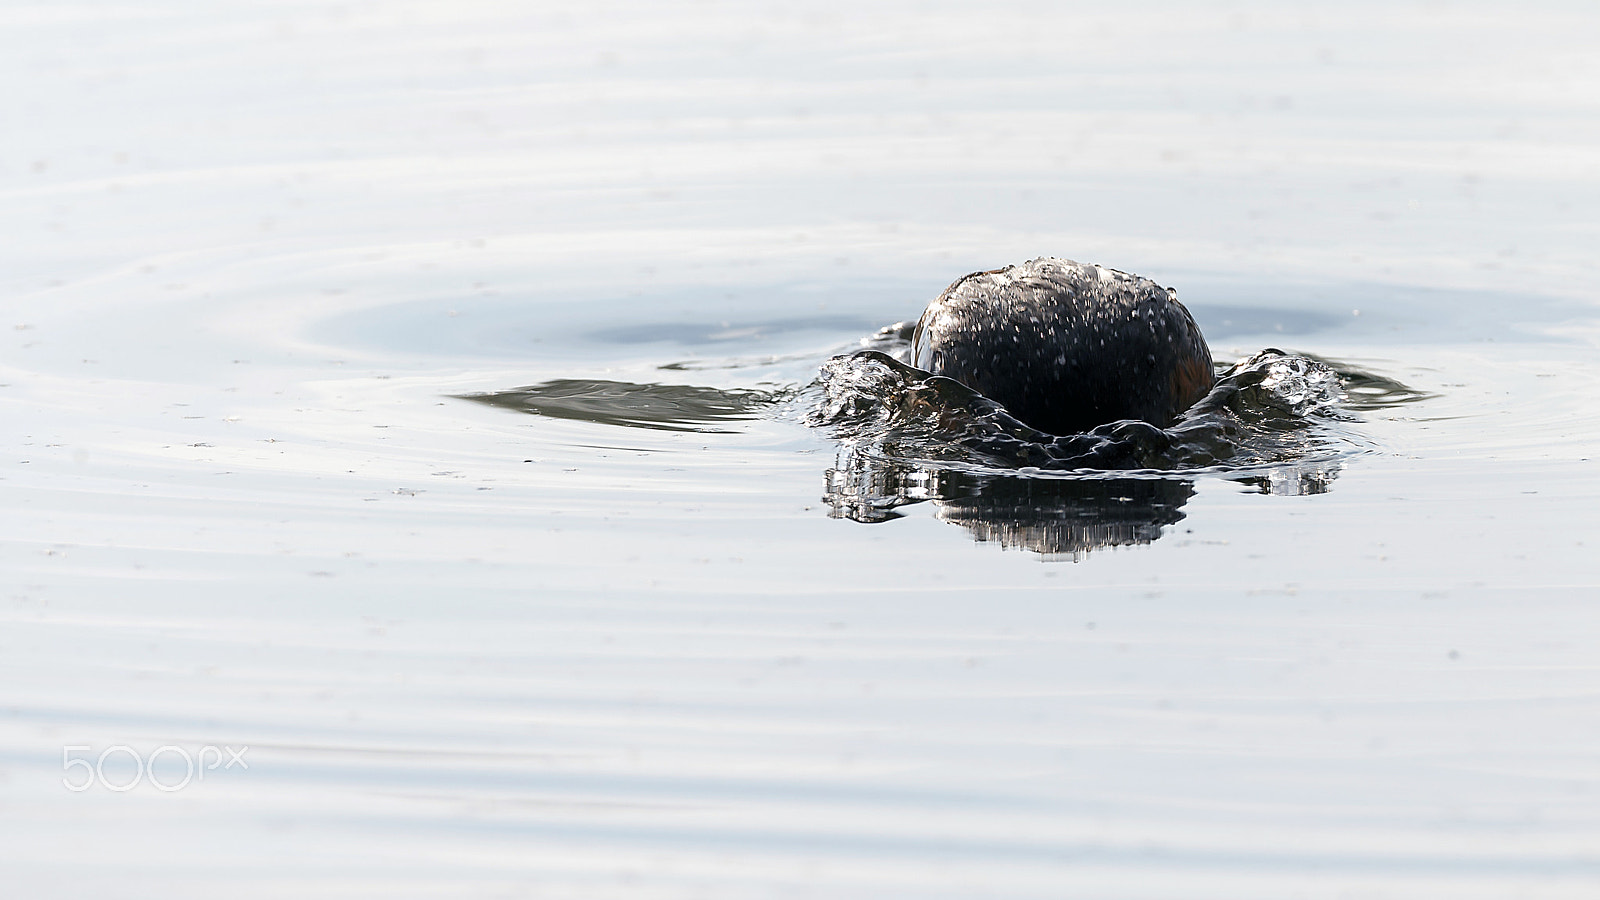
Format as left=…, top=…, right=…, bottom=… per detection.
left=802, top=337, right=1376, bottom=552
left=806, top=346, right=1349, bottom=473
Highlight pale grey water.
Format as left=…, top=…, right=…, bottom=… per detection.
left=4, top=2, right=1600, bottom=897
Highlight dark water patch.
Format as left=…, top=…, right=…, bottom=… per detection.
left=1181, top=282, right=1598, bottom=345
left=657, top=352, right=824, bottom=372
left=1191, top=305, right=1348, bottom=339
left=306, top=282, right=920, bottom=361
left=657, top=321, right=923, bottom=373
left=457, top=379, right=783, bottom=433
left=590, top=315, right=886, bottom=346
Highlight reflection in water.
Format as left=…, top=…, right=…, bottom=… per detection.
left=935, top=474, right=1191, bottom=558
left=824, top=449, right=1196, bottom=559
left=822, top=441, right=1344, bottom=559
left=1227, top=462, right=1342, bottom=496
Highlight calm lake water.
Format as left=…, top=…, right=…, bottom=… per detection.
left=5, top=2, right=1600, bottom=897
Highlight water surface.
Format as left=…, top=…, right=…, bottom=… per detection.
left=5, top=2, right=1600, bottom=898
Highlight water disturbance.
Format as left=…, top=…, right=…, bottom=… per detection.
left=465, top=326, right=1410, bottom=559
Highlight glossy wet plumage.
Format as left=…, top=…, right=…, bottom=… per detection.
left=911, top=258, right=1214, bottom=434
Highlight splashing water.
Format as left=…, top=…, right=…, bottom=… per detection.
left=806, top=344, right=1352, bottom=473
left=1245, top=352, right=1346, bottom=417
left=800, top=334, right=1379, bottom=548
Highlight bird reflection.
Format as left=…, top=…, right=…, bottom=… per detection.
left=823, top=447, right=1340, bottom=559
